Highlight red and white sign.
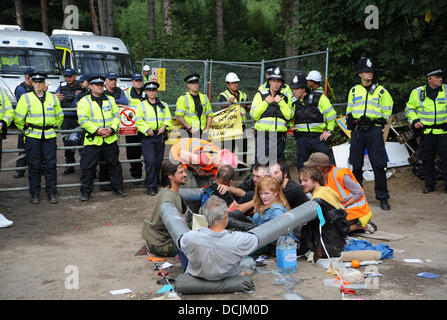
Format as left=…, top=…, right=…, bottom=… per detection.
left=151, top=67, right=158, bottom=82
left=119, top=106, right=138, bottom=135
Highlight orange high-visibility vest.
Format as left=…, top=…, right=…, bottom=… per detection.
left=170, top=138, right=220, bottom=175
left=326, top=167, right=370, bottom=221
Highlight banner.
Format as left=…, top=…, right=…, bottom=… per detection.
left=165, top=105, right=243, bottom=144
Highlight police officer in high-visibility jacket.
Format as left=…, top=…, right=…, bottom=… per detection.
left=218, top=72, right=249, bottom=167
left=406, top=67, right=447, bottom=194
left=77, top=75, right=127, bottom=201
left=0, top=88, right=14, bottom=167
left=346, top=57, right=393, bottom=210
left=142, top=65, right=151, bottom=84
left=135, top=81, right=172, bottom=196
left=251, top=66, right=292, bottom=165
left=175, top=73, right=213, bottom=139
left=258, top=65, right=293, bottom=98
left=291, top=74, right=336, bottom=170
left=14, top=72, right=64, bottom=204
left=55, top=68, right=82, bottom=175
left=123, top=72, right=146, bottom=182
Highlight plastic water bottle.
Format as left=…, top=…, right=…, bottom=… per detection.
left=276, top=236, right=297, bottom=274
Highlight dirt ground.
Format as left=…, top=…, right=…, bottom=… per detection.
left=1, top=131, right=446, bottom=300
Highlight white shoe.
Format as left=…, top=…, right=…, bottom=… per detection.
left=0, top=213, right=13, bottom=228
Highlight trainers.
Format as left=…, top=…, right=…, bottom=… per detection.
left=365, top=222, right=377, bottom=234
left=0, top=213, right=13, bottom=228
left=114, top=189, right=128, bottom=197
left=80, top=194, right=90, bottom=202
left=146, top=188, right=156, bottom=196
left=48, top=194, right=58, bottom=204
left=31, top=194, right=40, bottom=204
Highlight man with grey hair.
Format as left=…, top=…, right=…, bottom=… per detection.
left=179, top=195, right=259, bottom=281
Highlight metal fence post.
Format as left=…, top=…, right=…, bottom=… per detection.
left=260, top=59, right=265, bottom=85
left=203, top=59, right=209, bottom=96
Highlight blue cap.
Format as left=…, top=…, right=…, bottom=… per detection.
left=77, top=74, right=90, bottom=83
left=132, top=73, right=143, bottom=81
left=63, top=68, right=76, bottom=76
left=105, top=72, right=118, bottom=80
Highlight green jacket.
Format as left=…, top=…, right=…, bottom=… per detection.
left=346, top=84, right=393, bottom=122
left=175, top=92, right=213, bottom=131
left=135, top=98, right=172, bottom=135
left=0, top=89, right=14, bottom=128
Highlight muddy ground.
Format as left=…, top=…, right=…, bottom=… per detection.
left=0, top=131, right=446, bottom=300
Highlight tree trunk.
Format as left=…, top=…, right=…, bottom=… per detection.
left=107, top=0, right=114, bottom=37
left=283, top=0, right=299, bottom=82
left=89, top=0, right=100, bottom=35
left=41, top=0, right=49, bottom=34
left=216, top=0, right=224, bottom=52
left=147, top=0, right=155, bottom=39
left=98, top=0, right=108, bottom=36
left=161, top=0, right=172, bottom=33
left=14, top=0, right=24, bottom=30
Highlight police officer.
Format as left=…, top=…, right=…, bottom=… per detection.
left=77, top=75, right=127, bottom=201
left=123, top=72, right=146, bottom=183
left=306, top=70, right=324, bottom=94
left=135, top=81, right=172, bottom=196
left=142, top=65, right=151, bottom=84
left=55, top=68, right=82, bottom=175
left=13, top=67, right=35, bottom=178
left=13, top=72, right=64, bottom=204
left=406, top=67, right=447, bottom=194
left=104, top=72, right=129, bottom=105
left=71, top=74, right=91, bottom=107
left=258, top=65, right=293, bottom=98
left=175, top=73, right=213, bottom=139
left=0, top=88, right=14, bottom=167
left=291, top=74, right=336, bottom=170
left=346, top=57, right=393, bottom=210
left=250, top=66, right=293, bottom=165
left=218, top=72, right=249, bottom=167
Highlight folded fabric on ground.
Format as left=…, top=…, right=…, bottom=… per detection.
left=343, top=238, right=394, bottom=259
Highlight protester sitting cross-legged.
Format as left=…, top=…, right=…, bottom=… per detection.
left=298, top=166, right=350, bottom=260
left=141, top=161, right=189, bottom=270
left=304, top=152, right=377, bottom=234
left=179, top=195, right=259, bottom=281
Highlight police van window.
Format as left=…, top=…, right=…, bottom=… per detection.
left=74, top=52, right=105, bottom=75
left=0, top=48, right=61, bottom=74
left=73, top=52, right=133, bottom=78
left=65, top=50, right=71, bottom=68
left=104, top=54, right=133, bottom=78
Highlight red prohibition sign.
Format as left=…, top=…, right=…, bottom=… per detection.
left=120, top=108, right=135, bottom=127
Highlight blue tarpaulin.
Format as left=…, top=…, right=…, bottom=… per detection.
left=344, top=239, right=394, bottom=259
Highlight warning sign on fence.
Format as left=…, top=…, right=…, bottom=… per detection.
left=150, top=67, right=166, bottom=91
left=119, top=106, right=138, bottom=135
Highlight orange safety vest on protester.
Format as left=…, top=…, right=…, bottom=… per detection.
left=326, top=167, right=370, bottom=221
left=170, top=138, right=220, bottom=176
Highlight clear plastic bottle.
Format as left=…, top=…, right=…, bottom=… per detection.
left=276, top=236, right=297, bottom=274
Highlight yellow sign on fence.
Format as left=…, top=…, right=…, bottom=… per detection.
left=166, top=105, right=243, bottom=144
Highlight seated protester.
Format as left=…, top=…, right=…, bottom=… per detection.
left=304, top=152, right=377, bottom=234
left=269, top=161, right=309, bottom=209
left=298, top=166, right=350, bottom=261
left=251, top=176, right=291, bottom=226
left=179, top=195, right=259, bottom=281
left=141, top=161, right=189, bottom=270
left=202, top=165, right=256, bottom=215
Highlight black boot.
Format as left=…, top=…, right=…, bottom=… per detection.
left=380, top=199, right=390, bottom=210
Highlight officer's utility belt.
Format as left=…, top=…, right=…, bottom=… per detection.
left=294, top=131, right=322, bottom=138
left=423, top=123, right=447, bottom=131
left=346, top=114, right=387, bottom=132
left=26, top=123, right=57, bottom=131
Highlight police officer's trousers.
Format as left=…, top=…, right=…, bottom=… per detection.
left=125, top=134, right=143, bottom=178
left=254, top=130, right=286, bottom=166
left=294, top=131, right=332, bottom=169
left=80, top=142, right=124, bottom=195
left=61, top=116, right=78, bottom=164
left=141, top=135, right=164, bottom=189
left=418, top=133, right=447, bottom=188
left=24, top=136, right=57, bottom=197
left=349, top=126, right=389, bottom=200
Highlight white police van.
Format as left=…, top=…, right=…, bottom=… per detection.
left=50, top=30, right=135, bottom=90
left=0, top=25, right=63, bottom=106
